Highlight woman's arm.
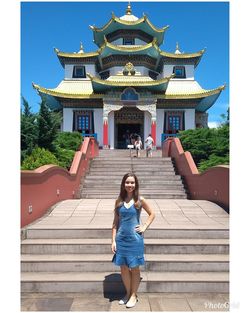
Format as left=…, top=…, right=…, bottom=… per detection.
left=135, top=196, right=155, bottom=233
left=111, top=209, right=119, bottom=253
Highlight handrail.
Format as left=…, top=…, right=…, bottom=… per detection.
left=21, top=137, right=99, bottom=227
left=162, top=137, right=229, bottom=212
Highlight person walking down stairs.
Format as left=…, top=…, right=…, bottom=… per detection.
left=145, top=134, right=154, bottom=157
left=111, top=173, right=155, bottom=308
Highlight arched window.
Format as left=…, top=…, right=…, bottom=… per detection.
left=121, top=88, right=139, bottom=101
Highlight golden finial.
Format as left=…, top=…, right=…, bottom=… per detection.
left=79, top=42, right=84, bottom=53
left=126, top=2, right=132, bottom=15
left=175, top=42, right=181, bottom=54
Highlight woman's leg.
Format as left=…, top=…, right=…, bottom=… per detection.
left=130, top=266, right=141, bottom=298
left=120, top=265, right=131, bottom=298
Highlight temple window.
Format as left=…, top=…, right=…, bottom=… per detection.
left=73, top=66, right=86, bottom=78
left=164, top=111, right=184, bottom=133
left=73, top=110, right=93, bottom=133
left=173, top=66, right=186, bottom=78
left=123, top=37, right=135, bottom=45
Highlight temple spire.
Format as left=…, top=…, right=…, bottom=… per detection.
left=126, top=2, right=132, bottom=15
left=175, top=42, right=182, bottom=54
left=78, top=42, right=84, bottom=53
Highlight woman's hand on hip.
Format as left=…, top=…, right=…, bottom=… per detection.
left=135, top=224, right=146, bottom=233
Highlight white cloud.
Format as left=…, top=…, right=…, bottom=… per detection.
left=208, top=121, right=220, bottom=128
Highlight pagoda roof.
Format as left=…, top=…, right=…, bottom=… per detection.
left=32, top=79, right=225, bottom=112
left=54, top=43, right=205, bottom=69
left=87, top=72, right=174, bottom=93
left=161, top=49, right=205, bottom=67
left=97, top=37, right=161, bottom=59
left=90, top=13, right=168, bottom=47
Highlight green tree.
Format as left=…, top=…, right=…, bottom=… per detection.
left=21, top=97, right=38, bottom=160
left=37, top=98, right=61, bottom=151
left=179, top=124, right=229, bottom=171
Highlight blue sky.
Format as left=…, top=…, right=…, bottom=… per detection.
left=21, top=1, right=229, bottom=126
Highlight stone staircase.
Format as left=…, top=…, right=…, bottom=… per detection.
left=21, top=199, right=229, bottom=294
left=79, top=149, right=187, bottom=199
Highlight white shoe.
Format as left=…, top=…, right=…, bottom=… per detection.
left=118, top=296, right=129, bottom=305
left=126, top=296, right=138, bottom=308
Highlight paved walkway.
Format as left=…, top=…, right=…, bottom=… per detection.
left=21, top=199, right=229, bottom=311
left=21, top=292, right=230, bottom=311
left=25, top=198, right=229, bottom=230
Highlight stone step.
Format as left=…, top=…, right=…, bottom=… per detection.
left=21, top=238, right=229, bottom=255
left=81, top=186, right=185, bottom=191
left=84, top=175, right=181, bottom=180
left=79, top=194, right=188, bottom=199
left=21, top=253, right=229, bottom=272
left=21, top=271, right=229, bottom=293
left=88, top=169, right=176, bottom=174
left=24, top=227, right=229, bottom=240
left=91, top=162, right=176, bottom=170
left=81, top=182, right=185, bottom=193
left=83, top=178, right=183, bottom=184
left=80, top=189, right=186, bottom=194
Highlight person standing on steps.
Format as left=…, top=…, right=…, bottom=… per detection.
left=111, top=173, right=155, bottom=308
left=134, top=135, right=142, bottom=158
left=145, top=134, right=154, bottom=157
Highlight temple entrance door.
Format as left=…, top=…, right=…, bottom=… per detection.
left=114, top=107, right=144, bottom=149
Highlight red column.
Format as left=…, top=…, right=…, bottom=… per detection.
left=103, top=120, right=109, bottom=148
left=151, top=120, right=156, bottom=146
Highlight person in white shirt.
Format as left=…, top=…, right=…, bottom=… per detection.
left=134, top=136, right=142, bottom=158
left=145, top=134, right=154, bottom=157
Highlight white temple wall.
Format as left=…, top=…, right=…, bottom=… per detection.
left=156, top=109, right=164, bottom=146
left=184, top=109, right=196, bottom=130
left=64, top=64, right=96, bottom=79
left=161, top=64, right=195, bottom=79
left=63, top=108, right=74, bottom=131
left=93, top=109, right=103, bottom=146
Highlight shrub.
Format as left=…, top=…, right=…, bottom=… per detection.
left=54, top=147, right=75, bottom=170
left=198, top=154, right=229, bottom=172
left=21, top=147, right=59, bottom=170
left=54, top=132, right=83, bottom=151
left=178, top=124, right=229, bottom=171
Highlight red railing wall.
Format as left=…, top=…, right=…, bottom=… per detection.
left=162, top=137, right=229, bottom=211
left=21, top=138, right=99, bottom=228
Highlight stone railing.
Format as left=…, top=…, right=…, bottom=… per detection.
left=162, top=137, right=229, bottom=212
left=21, top=137, right=99, bottom=227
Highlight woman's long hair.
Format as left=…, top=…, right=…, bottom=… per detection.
left=115, top=173, right=141, bottom=209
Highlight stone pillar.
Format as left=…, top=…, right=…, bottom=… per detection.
left=137, top=101, right=157, bottom=146
left=103, top=103, right=123, bottom=149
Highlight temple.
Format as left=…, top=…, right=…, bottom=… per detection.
left=33, top=2, right=225, bottom=149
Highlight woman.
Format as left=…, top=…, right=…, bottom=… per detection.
left=111, top=173, right=155, bottom=308
left=134, top=136, right=142, bottom=158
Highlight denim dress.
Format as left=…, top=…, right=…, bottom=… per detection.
left=112, top=202, right=144, bottom=268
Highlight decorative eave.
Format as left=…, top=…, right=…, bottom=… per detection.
left=160, top=49, right=206, bottom=67
left=32, top=82, right=104, bottom=100
left=97, top=37, right=161, bottom=59
left=87, top=73, right=174, bottom=93
left=54, top=48, right=99, bottom=67
left=90, top=14, right=168, bottom=47
left=158, top=84, right=226, bottom=112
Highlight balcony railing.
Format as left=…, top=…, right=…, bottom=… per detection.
left=161, top=133, right=179, bottom=142
left=82, top=133, right=98, bottom=141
